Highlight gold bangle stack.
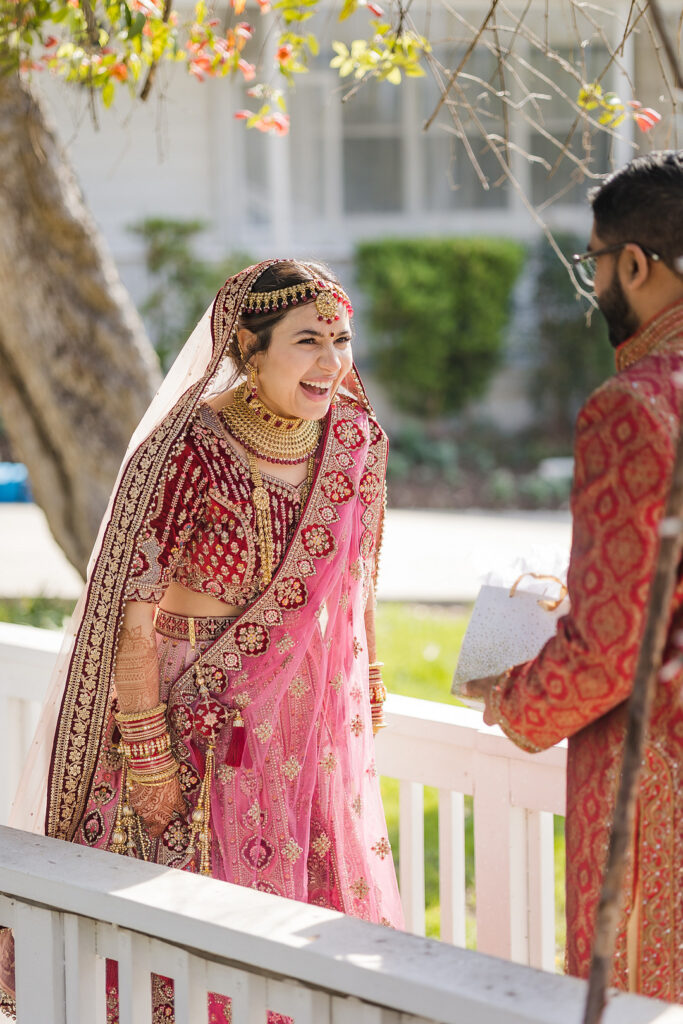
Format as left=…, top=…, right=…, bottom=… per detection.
left=369, top=662, right=387, bottom=734
left=114, top=702, right=178, bottom=787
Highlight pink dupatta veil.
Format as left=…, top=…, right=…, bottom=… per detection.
left=10, top=260, right=401, bottom=926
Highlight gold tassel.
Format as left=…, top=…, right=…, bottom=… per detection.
left=187, top=663, right=215, bottom=876
left=110, top=745, right=150, bottom=860
left=109, top=755, right=128, bottom=855
left=188, top=742, right=215, bottom=876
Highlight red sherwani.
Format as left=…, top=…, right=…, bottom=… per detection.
left=488, top=300, right=683, bottom=1001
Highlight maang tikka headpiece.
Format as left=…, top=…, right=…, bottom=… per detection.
left=243, top=278, right=354, bottom=325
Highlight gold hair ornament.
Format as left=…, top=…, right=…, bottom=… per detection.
left=243, top=278, right=353, bottom=325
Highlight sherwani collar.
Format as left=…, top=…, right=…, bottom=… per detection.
left=615, top=297, right=683, bottom=372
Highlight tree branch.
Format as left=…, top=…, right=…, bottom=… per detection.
left=423, top=0, right=500, bottom=131
left=647, top=0, right=683, bottom=90
left=140, top=0, right=174, bottom=102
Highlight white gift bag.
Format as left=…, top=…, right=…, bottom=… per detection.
left=452, top=559, right=569, bottom=708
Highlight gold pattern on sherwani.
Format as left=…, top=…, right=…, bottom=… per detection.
left=615, top=299, right=683, bottom=371
left=488, top=302, right=683, bottom=1001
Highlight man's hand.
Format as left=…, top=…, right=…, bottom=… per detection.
left=465, top=675, right=499, bottom=726
left=130, top=775, right=186, bottom=838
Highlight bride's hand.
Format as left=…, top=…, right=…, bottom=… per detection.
left=129, top=775, right=187, bottom=838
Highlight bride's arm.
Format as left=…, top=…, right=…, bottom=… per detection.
left=115, top=601, right=186, bottom=836
left=364, top=578, right=386, bottom=734
left=364, top=577, right=378, bottom=665
left=115, top=602, right=162, bottom=711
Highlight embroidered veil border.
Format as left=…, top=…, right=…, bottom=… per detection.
left=8, top=261, right=378, bottom=842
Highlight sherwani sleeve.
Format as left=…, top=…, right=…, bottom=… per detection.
left=487, top=380, right=674, bottom=753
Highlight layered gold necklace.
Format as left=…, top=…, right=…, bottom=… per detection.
left=222, top=381, right=322, bottom=587
left=222, top=381, right=322, bottom=466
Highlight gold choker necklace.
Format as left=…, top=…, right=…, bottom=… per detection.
left=222, top=381, right=323, bottom=465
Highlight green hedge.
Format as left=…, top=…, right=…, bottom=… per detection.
left=129, top=218, right=251, bottom=371
left=355, top=237, right=526, bottom=418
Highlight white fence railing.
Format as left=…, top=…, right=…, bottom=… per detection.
left=0, top=621, right=565, bottom=969
left=1, top=824, right=680, bottom=1024
left=1, top=622, right=564, bottom=962
left=1, top=623, right=681, bottom=1023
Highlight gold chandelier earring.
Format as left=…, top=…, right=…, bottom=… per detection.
left=245, top=361, right=258, bottom=396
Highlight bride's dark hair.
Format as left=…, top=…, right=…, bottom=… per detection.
left=227, top=260, right=344, bottom=375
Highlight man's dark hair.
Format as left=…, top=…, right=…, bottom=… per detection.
left=589, top=150, right=683, bottom=268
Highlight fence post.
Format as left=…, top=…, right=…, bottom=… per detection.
left=473, top=749, right=513, bottom=960
left=63, top=913, right=106, bottom=1024
left=438, top=789, right=466, bottom=946
left=399, top=780, right=425, bottom=935
left=13, top=903, right=65, bottom=1023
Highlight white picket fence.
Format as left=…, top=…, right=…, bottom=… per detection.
left=2, top=822, right=680, bottom=1024
left=0, top=621, right=564, bottom=967
left=1, top=622, right=680, bottom=1023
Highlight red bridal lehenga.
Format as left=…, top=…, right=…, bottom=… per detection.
left=0, top=263, right=403, bottom=1023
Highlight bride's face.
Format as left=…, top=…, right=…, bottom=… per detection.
left=241, top=302, right=353, bottom=421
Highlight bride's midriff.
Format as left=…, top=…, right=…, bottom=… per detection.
left=158, top=581, right=246, bottom=619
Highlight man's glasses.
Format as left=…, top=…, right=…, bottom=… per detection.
left=572, top=242, right=662, bottom=289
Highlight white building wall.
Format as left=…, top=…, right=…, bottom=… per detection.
left=34, top=0, right=677, bottom=431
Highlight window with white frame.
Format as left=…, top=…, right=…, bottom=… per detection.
left=341, top=80, right=404, bottom=213
left=269, top=9, right=612, bottom=237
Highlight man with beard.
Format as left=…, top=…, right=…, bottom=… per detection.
left=467, top=150, right=683, bottom=1001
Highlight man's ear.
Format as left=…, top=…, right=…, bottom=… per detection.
left=620, top=243, right=651, bottom=292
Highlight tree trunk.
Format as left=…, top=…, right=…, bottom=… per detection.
left=0, top=72, right=161, bottom=578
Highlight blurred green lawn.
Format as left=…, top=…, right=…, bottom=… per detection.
left=0, top=597, right=565, bottom=964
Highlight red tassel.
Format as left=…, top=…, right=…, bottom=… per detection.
left=224, top=711, right=246, bottom=767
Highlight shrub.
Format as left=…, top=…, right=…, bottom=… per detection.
left=129, top=218, right=251, bottom=371
left=387, top=422, right=460, bottom=484
left=529, top=232, right=614, bottom=443
left=355, top=237, right=525, bottom=418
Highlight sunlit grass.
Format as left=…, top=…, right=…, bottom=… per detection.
left=0, top=596, right=75, bottom=630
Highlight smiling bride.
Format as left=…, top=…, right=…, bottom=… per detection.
left=1, top=259, right=402, bottom=1022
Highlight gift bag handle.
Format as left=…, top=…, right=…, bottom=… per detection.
left=509, top=572, right=568, bottom=612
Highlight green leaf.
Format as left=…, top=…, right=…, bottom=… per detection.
left=339, top=0, right=357, bottom=21
left=306, top=33, right=319, bottom=55
left=102, top=79, right=115, bottom=107
left=128, top=11, right=146, bottom=37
